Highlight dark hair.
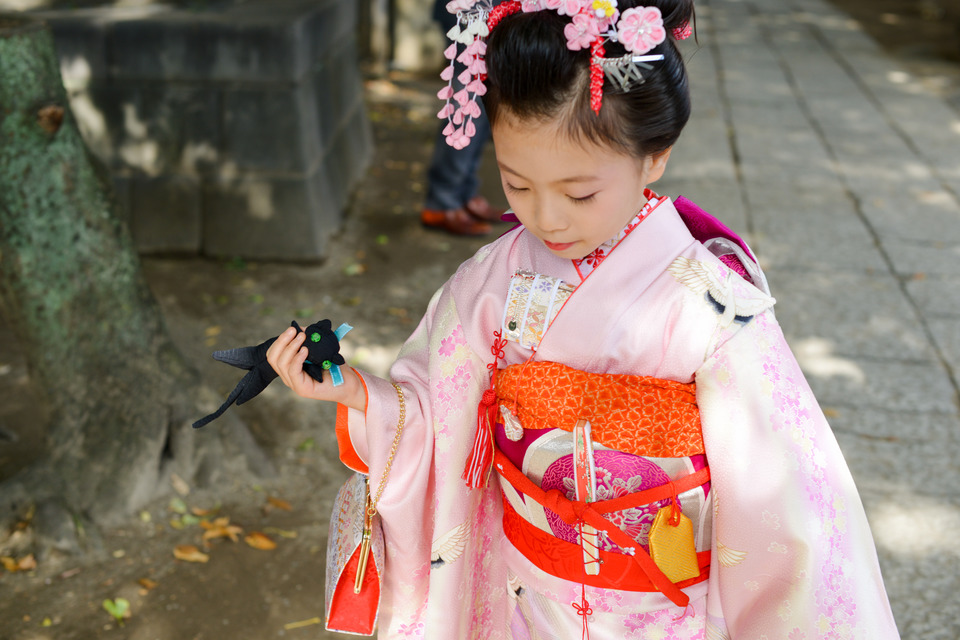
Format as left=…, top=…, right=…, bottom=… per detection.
left=484, top=0, right=694, bottom=158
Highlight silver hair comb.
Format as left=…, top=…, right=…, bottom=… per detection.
left=598, top=53, right=665, bottom=92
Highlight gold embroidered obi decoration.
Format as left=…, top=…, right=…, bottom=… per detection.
left=502, top=270, right=576, bottom=349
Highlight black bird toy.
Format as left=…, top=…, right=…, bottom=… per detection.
left=192, top=319, right=352, bottom=429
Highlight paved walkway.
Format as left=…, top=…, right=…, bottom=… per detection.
left=655, top=0, right=959, bottom=637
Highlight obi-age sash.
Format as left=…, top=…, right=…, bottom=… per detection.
left=493, top=362, right=711, bottom=608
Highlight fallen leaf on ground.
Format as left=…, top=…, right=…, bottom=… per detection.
left=191, top=506, right=218, bottom=517
left=266, top=496, right=293, bottom=512
left=244, top=532, right=277, bottom=550
left=201, top=517, right=243, bottom=543
left=1, top=554, right=36, bottom=572
left=343, top=263, right=367, bottom=276
left=264, top=527, right=298, bottom=539
left=168, top=497, right=187, bottom=514
left=170, top=473, right=190, bottom=496
left=60, top=567, right=81, bottom=579
left=138, top=578, right=158, bottom=591
left=173, top=545, right=209, bottom=563
left=284, top=617, right=321, bottom=630
left=103, top=598, right=130, bottom=625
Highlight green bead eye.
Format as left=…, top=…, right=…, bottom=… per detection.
left=508, top=320, right=517, bottom=331
left=311, top=332, right=322, bottom=342
left=322, top=360, right=333, bottom=370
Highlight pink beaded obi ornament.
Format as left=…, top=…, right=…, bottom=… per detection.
left=438, top=0, right=692, bottom=149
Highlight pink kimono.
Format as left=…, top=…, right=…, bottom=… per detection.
left=335, top=195, right=899, bottom=638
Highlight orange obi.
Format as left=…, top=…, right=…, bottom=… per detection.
left=495, top=361, right=703, bottom=458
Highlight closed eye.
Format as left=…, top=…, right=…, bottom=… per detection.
left=569, top=193, right=597, bottom=204
left=504, top=183, right=528, bottom=194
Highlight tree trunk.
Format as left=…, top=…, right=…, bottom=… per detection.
left=0, top=16, right=271, bottom=550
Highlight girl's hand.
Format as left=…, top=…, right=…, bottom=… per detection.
left=266, top=326, right=366, bottom=411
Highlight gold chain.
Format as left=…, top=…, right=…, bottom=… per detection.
left=368, top=382, right=406, bottom=516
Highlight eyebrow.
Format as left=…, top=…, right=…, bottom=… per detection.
left=498, top=162, right=600, bottom=185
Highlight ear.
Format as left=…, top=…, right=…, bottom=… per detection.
left=644, top=147, right=673, bottom=184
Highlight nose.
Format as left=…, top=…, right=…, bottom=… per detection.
left=531, top=196, right=568, bottom=234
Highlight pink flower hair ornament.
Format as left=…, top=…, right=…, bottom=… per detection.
left=438, top=0, right=690, bottom=148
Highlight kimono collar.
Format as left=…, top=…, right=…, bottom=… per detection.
left=572, top=189, right=667, bottom=281
left=532, top=195, right=698, bottom=370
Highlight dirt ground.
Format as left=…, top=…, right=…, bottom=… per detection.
left=0, top=2, right=957, bottom=639
left=0, top=71, right=506, bottom=640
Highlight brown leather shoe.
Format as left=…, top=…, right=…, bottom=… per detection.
left=465, top=196, right=507, bottom=222
left=421, top=208, right=493, bottom=236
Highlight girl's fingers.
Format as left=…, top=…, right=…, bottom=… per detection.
left=266, top=327, right=297, bottom=367
left=265, top=326, right=342, bottom=401
left=290, top=346, right=310, bottom=385
left=269, top=330, right=305, bottom=386
left=271, top=326, right=297, bottom=351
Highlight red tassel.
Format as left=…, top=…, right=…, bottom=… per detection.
left=463, top=385, right=497, bottom=488
left=464, top=331, right=506, bottom=489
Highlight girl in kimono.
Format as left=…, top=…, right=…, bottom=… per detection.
left=267, top=1, right=899, bottom=637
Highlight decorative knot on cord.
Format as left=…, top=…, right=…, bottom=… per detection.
left=573, top=584, right=593, bottom=640
left=480, top=387, right=497, bottom=408
left=543, top=489, right=591, bottom=525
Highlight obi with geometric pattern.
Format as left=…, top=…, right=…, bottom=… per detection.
left=495, top=361, right=703, bottom=458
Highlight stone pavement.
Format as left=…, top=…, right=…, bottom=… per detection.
left=650, top=0, right=960, bottom=637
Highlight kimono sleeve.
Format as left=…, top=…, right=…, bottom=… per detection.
left=333, top=280, right=507, bottom=636
left=697, top=310, right=899, bottom=639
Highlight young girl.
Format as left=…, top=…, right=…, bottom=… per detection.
left=267, top=1, right=899, bottom=637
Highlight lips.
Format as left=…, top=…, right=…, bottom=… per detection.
left=543, top=240, right=575, bottom=252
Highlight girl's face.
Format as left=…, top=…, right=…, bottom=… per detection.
left=492, top=113, right=670, bottom=260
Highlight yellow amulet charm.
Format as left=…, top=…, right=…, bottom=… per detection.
left=648, top=504, right=700, bottom=583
